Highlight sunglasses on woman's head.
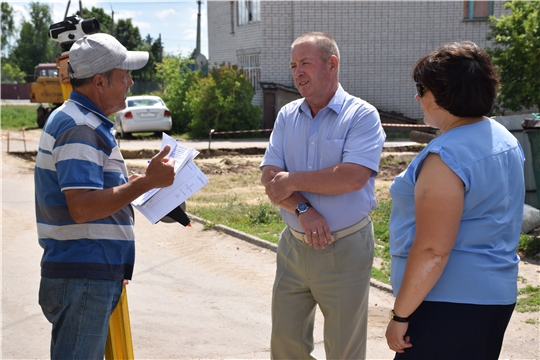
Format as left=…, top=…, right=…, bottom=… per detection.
left=415, top=82, right=428, bottom=98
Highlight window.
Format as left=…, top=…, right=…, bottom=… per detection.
left=463, top=1, right=493, bottom=20
left=238, top=0, right=260, bottom=25
left=239, top=54, right=261, bottom=90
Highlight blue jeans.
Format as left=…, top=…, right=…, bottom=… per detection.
left=39, top=277, right=123, bottom=360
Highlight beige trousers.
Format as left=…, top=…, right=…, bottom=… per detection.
left=270, top=221, right=374, bottom=360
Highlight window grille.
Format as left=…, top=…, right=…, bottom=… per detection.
left=238, top=54, right=261, bottom=90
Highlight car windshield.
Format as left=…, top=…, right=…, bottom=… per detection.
left=129, top=99, right=163, bottom=107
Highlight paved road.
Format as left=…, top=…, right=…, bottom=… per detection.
left=1, top=153, right=396, bottom=359
left=2, top=132, right=538, bottom=359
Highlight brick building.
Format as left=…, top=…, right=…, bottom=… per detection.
left=207, top=1, right=507, bottom=126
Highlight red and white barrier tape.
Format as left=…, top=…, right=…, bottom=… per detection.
left=209, top=123, right=430, bottom=135
left=2, top=128, right=36, bottom=141
left=381, top=123, right=430, bottom=127
left=210, top=128, right=273, bottom=135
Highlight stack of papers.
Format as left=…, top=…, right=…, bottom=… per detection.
left=132, top=133, right=209, bottom=224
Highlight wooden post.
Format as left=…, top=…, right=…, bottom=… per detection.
left=22, top=128, right=27, bottom=153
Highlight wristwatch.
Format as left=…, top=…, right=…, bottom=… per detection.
left=295, top=202, right=312, bottom=217
left=389, top=309, right=409, bottom=323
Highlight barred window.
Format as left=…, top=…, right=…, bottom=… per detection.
left=238, top=0, right=260, bottom=25
left=239, top=54, right=261, bottom=90
left=463, top=1, right=493, bottom=20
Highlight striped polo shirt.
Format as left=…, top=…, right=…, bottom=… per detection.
left=34, top=91, right=135, bottom=280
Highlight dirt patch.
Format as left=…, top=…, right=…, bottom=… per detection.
left=195, top=156, right=262, bottom=175
left=378, top=152, right=417, bottom=180
left=121, top=147, right=267, bottom=160
left=126, top=151, right=417, bottom=178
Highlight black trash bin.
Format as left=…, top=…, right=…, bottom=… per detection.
left=522, top=118, right=540, bottom=208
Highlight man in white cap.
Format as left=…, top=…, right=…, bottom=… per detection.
left=34, top=33, right=175, bottom=359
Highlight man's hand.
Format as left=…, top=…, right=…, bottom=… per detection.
left=298, top=208, right=333, bottom=250
left=145, top=144, right=175, bottom=188
left=265, top=170, right=294, bottom=204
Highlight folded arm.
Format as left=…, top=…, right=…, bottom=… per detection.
left=264, top=162, right=373, bottom=204
left=261, top=163, right=372, bottom=249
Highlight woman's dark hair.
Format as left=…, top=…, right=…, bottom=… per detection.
left=412, top=41, right=500, bottom=117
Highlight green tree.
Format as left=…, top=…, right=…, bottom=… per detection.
left=81, top=7, right=112, bottom=35
left=1, top=63, right=26, bottom=83
left=145, top=34, right=153, bottom=45
left=10, top=2, right=53, bottom=76
left=115, top=18, right=142, bottom=52
left=129, top=36, right=164, bottom=85
left=81, top=7, right=159, bottom=84
left=186, top=64, right=262, bottom=139
left=156, top=54, right=200, bottom=134
left=79, top=7, right=160, bottom=85
left=146, top=36, right=164, bottom=82
left=152, top=36, right=164, bottom=62
left=487, top=1, right=540, bottom=113
left=1, top=2, right=16, bottom=58
left=114, top=18, right=148, bottom=82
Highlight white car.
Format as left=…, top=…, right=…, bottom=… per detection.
left=114, top=95, right=172, bottom=138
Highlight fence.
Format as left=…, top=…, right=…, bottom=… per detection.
left=207, top=124, right=432, bottom=149
left=1, top=83, right=31, bottom=100
left=2, top=128, right=28, bottom=153
left=208, top=128, right=273, bottom=149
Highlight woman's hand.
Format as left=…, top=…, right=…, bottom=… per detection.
left=385, top=320, right=412, bottom=353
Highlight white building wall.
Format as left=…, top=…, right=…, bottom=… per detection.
left=207, top=1, right=237, bottom=66
left=260, top=1, right=295, bottom=87
left=209, top=1, right=508, bottom=120
left=208, top=1, right=264, bottom=105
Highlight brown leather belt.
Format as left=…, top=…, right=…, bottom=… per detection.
left=288, top=216, right=371, bottom=244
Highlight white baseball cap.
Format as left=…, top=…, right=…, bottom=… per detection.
left=68, top=33, right=149, bottom=79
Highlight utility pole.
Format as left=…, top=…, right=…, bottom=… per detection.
left=160, top=33, right=164, bottom=91
left=110, top=6, right=114, bottom=35
left=195, top=0, right=201, bottom=58
left=194, top=0, right=207, bottom=71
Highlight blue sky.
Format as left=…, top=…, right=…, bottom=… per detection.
left=10, top=0, right=209, bottom=57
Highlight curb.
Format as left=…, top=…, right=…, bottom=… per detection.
left=188, top=214, right=278, bottom=252
left=188, top=213, right=394, bottom=295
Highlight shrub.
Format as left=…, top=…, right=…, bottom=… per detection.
left=186, top=64, right=261, bottom=139
left=156, top=55, right=202, bottom=134
left=518, top=234, right=540, bottom=258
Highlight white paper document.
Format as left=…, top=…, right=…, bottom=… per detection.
left=132, top=133, right=209, bottom=224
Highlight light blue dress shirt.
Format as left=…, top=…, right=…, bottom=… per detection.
left=261, top=85, right=386, bottom=232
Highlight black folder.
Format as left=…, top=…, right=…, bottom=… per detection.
left=160, top=203, right=191, bottom=226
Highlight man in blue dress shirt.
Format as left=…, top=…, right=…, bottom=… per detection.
left=260, top=32, right=386, bottom=359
